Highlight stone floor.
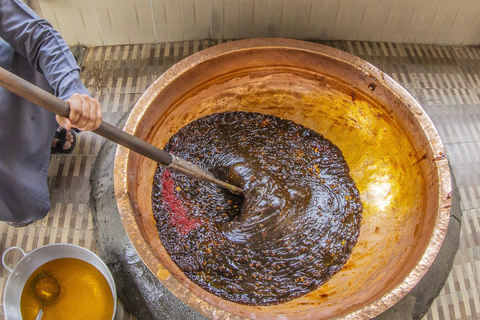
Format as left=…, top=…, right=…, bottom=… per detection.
left=1, top=40, right=479, bottom=319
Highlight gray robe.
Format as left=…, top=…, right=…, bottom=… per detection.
left=0, top=0, right=89, bottom=223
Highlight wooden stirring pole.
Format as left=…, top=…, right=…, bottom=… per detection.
left=0, top=66, right=244, bottom=195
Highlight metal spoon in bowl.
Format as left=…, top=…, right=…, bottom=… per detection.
left=33, top=273, right=60, bottom=320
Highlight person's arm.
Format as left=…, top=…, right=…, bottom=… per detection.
left=0, top=0, right=101, bottom=131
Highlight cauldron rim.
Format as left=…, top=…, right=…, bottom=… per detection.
left=114, top=38, right=451, bottom=320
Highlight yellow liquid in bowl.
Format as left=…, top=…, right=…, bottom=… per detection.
left=20, top=258, right=114, bottom=320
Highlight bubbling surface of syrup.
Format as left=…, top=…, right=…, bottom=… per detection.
left=152, top=111, right=362, bottom=305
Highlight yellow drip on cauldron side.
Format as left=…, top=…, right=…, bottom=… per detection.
left=20, top=258, right=114, bottom=320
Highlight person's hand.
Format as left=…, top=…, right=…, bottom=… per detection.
left=56, top=93, right=102, bottom=131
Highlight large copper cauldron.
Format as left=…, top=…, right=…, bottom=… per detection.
left=114, top=39, right=451, bottom=319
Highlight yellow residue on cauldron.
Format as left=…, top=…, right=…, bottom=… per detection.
left=20, top=258, right=114, bottom=320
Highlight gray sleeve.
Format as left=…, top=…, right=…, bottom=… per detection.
left=0, top=0, right=90, bottom=100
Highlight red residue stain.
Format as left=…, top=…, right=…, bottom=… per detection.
left=161, top=170, right=200, bottom=236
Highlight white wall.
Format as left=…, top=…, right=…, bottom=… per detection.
left=29, top=0, right=480, bottom=46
